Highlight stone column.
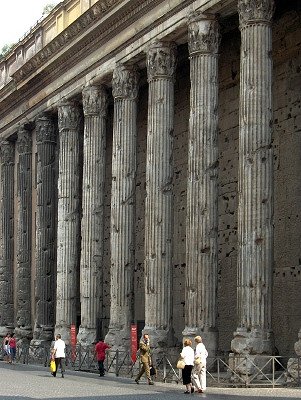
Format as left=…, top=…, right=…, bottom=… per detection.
left=144, top=42, right=177, bottom=348
left=231, top=0, right=275, bottom=357
left=77, top=85, right=108, bottom=345
left=32, top=115, right=57, bottom=345
left=55, top=101, right=82, bottom=342
left=15, top=127, right=32, bottom=340
left=0, top=141, right=15, bottom=336
left=183, top=13, right=220, bottom=355
left=105, top=65, right=139, bottom=348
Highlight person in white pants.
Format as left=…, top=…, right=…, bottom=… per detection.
left=191, top=336, right=208, bottom=393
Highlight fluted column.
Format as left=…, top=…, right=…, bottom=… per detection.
left=183, top=13, right=220, bottom=355
left=231, top=0, right=275, bottom=356
left=0, top=141, right=15, bottom=336
left=32, top=115, right=57, bottom=345
left=15, top=127, right=32, bottom=340
left=55, top=101, right=82, bottom=342
left=77, top=86, right=108, bottom=345
left=105, top=65, right=139, bottom=348
left=144, top=42, right=177, bottom=347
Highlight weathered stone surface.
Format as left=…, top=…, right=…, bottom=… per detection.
left=77, top=85, right=108, bottom=345
left=32, top=114, right=57, bottom=345
left=15, top=127, right=32, bottom=340
left=55, top=101, right=82, bottom=342
left=144, top=41, right=177, bottom=348
left=183, top=13, right=220, bottom=356
left=105, top=65, right=139, bottom=348
left=0, top=140, right=15, bottom=333
left=232, top=0, right=275, bottom=357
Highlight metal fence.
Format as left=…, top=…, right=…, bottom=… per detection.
left=14, top=344, right=301, bottom=388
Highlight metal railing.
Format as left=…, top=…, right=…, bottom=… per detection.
left=14, top=344, right=301, bottom=388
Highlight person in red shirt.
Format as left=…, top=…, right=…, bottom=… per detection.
left=95, top=339, right=110, bottom=377
left=9, top=334, right=16, bottom=363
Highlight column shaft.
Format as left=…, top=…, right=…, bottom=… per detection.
left=15, top=127, right=32, bottom=339
left=144, top=42, right=176, bottom=347
left=0, top=141, right=15, bottom=335
left=55, top=102, right=82, bottom=341
left=106, top=65, right=138, bottom=348
left=78, top=86, right=108, bottom=345
left=183, top=13, right=220, bottom=354
left=33, top=115, right=57, bottom=344
left=232, top=0, right=275, bottom=355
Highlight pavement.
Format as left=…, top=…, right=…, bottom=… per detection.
left=1, top=361, right=301, bottom=400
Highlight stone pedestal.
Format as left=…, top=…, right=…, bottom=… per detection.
left=231, top=0, right=275, bottom=358
left=144, top=42, right=177, bottom=348
left=182, top=13, right=220, bottom=357
left=0, top=141, right=15, bottom=335
left=55, top=101, right=82, bottom=342
left=32, top=115, right=57, bottom=346
left=105, top=65, right=139, bottom=349
left=77, top=85, right=108, bottom=346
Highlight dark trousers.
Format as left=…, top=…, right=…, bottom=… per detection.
left=98, top=360, right=105, bottom=376
left=53, top=357, right=66, bottom=377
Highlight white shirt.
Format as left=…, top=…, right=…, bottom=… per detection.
left=53, top=338, right=66, bottom=358
left=195, top=342, right=208, bottom=365
left=180, top=345, right=194, bottom=366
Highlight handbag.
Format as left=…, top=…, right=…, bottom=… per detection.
left=194, top=356, right=202, bottom=365
left=176, top=358, right=186, bottom=369
left=50, top=359, right=56, bottom=373
left=150, top=365, right=157, bottom=376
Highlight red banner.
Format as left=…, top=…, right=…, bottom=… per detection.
left=131, top=324, right=138, bottom=363
left=70, top=324, right=77, bottom=362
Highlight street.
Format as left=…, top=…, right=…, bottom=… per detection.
left=0, top=361, right=301, bottom=400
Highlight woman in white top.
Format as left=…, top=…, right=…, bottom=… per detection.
left=192, top=335, right=208, bottom=393
left=180, top=338, right=195, bottom=394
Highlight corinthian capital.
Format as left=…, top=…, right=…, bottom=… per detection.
left=17, top=127, right=32, bottom=154
left=36, top=114, right=56, bottom=143
left=0, top=140, right=15, bottom=165
left=188, top=13, right=220, bottom=56
left=82, top=85, right=108, bottom=117
left=238, top=0, right=275, bottom=28
left=58, top=101, right=81, bottom=131
left=112, top=65, right=139, bottom=100
left=147, top=41, right=177, bottom=82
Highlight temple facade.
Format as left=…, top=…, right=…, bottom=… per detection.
left=0, top=0, right=301, bottom=360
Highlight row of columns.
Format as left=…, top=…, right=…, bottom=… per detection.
left=0, top=0, right=283, bottom=356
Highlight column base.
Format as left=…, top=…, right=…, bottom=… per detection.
left=54, top=325, right=71, bottom=344
left=105, top=326, right=130, bottom=350
left=182, top=326, right=218, bottom=356
left=230, top=327, right=274, bottom=377
left=0, top=325, right=14, bottom=336
left=77, top=327, right=97, bottom=346
left=286, top=329, right=301, bottom=383
left=31, top=324, right=54, bottom=346
left=142, top=326, right=176, bottom=349
left=14, top=326, right=32, bottom=342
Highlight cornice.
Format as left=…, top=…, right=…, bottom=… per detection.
left=12, top=0, right=123, bottom=84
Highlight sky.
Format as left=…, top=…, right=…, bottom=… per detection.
left=0, top=0, right=61, bottom=50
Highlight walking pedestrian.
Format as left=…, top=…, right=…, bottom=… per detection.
left=9, top=333, right=16, bottom=363
left=180, top=338, right=194, bottom=394
left=95, top=338, right=110, bottom=376
left=3, top=333, right=11, bottom=363
left=135, top=333, right=154, bottom=385
left=191, top=335, right=208, bottom=393
left=51, top=334, right=66, bottom=378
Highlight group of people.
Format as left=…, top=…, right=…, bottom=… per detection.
left=2, top=330, right=208, bottom=393
left=2, top=333, right=16, bottom=364
left=180, top=336, right=208, bottom=394
left=134, top=333, right=208, bottom=394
